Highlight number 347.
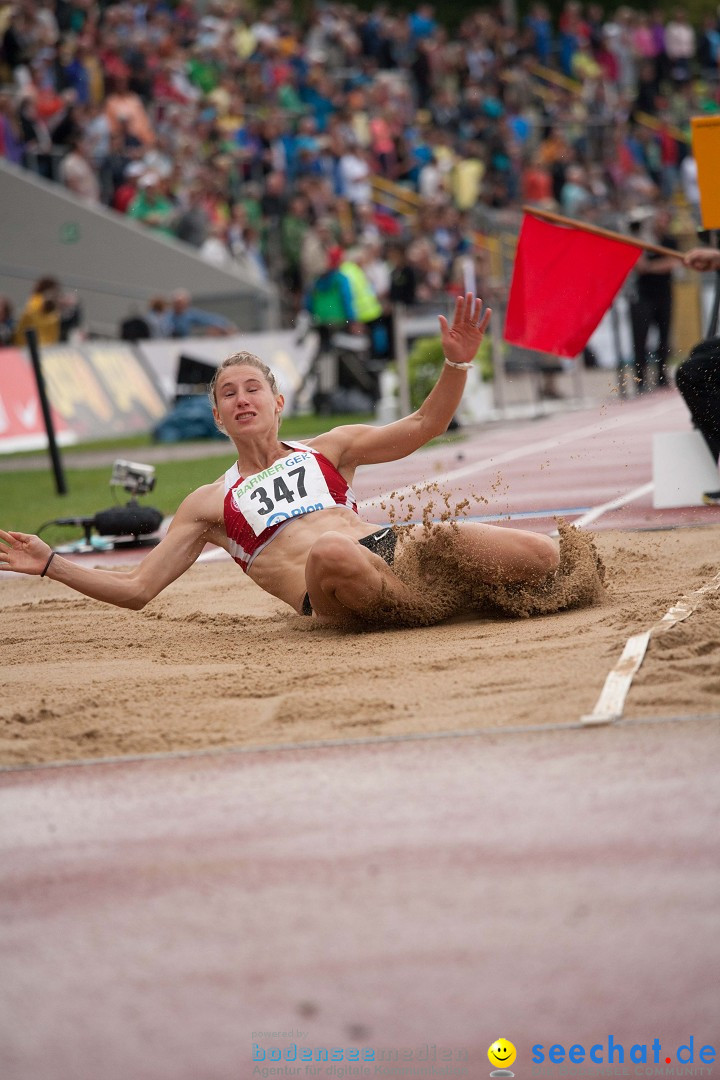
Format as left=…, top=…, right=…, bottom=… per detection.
left=250, top=466, right=307, bottom=516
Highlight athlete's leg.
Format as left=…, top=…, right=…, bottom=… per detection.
left=304, top=522, right=593, bottom=624
left=403, top=519, right=605, bottom=618
left=404, top=521, right=559, bottom=584
left=304, top=531, right=414, bottom=618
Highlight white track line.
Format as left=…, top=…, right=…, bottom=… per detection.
left=582, top=570, right=720, bottom=725
left=360, top=398, right=677, bottom=507
left=548, top=480, right=654, bottom=535
left=572, top=482, right=654, bottom=530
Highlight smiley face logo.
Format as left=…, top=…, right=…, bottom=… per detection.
left=488, top=1039, right=517, bottom=1071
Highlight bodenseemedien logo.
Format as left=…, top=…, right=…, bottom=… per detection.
left=252, top=1041, right=469, bottom=1072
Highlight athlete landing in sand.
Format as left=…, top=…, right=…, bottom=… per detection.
left=1, top=294, right=561, bottom=622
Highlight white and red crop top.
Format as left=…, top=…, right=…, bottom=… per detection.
left=223, top=440, right=358, bottom=572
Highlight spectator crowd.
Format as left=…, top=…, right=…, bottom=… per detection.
left=1, top=0, right=719, bottom=338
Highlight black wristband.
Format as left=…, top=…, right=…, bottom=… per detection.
left=40, top=551, right=56, bottom=578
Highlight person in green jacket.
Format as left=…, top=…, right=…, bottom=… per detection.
left=303, top=246, right=357, bottom=412
left=127, top=173, right=177, bottom=237
left=306, top=246, right=356, bottom=336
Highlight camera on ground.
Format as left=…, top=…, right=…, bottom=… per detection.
left=110, top=459, right=156, bottom=496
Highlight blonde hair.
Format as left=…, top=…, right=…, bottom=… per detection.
left=208, top=352, right=279, bottom=405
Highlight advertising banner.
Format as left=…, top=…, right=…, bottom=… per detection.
left=84, top=343, right=168, bottom=429
left=0, top=347, right=72, bottom=452
left=137, top=330, right=318, bottom=412
left=0, top=343, right=167, bottom=452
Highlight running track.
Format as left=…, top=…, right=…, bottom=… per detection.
left=353, top=389, right=717, bottom=533
left=1, top=390, right=719, bottom=1080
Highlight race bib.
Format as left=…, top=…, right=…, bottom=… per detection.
left=231, top=451, right=335, bottom=535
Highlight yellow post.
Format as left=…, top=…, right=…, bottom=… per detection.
left=672, top=278, right=704, bottom=361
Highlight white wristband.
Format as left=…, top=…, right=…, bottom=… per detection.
left=444, top=357, right=473, bottom=370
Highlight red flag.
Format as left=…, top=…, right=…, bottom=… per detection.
left=504, top=213, right=641, bottom=357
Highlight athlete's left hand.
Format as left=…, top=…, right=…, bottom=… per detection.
left=438, top=292, right=492, bottom=367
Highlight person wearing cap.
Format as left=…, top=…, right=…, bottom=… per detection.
left=127, top=172, right=177, bottom=236
left=302, top=246, right=358, bottom=410
left=111, top=159, right=145, bottom=213
left=305, top=246, right=356, bottom=336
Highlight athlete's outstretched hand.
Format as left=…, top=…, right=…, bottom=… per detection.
left=0, top=530, right=53, bottom=576
left=438, top=292, right=492, bottom=367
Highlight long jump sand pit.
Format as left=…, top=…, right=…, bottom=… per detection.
left=1, top=524, right=718, bottom=768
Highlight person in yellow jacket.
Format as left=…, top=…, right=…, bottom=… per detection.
left=339, top=248, right=383, bottom=323
left=14, top=278, right=62, bottom=347
left=339, top=248, right=389, bottom=361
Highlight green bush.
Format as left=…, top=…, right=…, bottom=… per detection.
left=406, top=335, right=493, bottom=409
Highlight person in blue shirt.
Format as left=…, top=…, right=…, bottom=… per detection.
left=170, top=289, right=237, bottom=338
left=526, top=2, right=554, bottom=65
left=408, top=4, right=437, bottom=41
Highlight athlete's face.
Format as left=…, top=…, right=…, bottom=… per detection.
left=213, top=366, right=284, bottom=436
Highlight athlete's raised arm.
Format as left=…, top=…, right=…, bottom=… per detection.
left=314, top=293, right=491, bottom=470
left=0, top=484, right=221, bottom=610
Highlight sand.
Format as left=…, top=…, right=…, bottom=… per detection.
left=1, top=524, right=718, bottom=767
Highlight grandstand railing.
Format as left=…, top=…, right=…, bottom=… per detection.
left=527, top=62, right=693, bottom=145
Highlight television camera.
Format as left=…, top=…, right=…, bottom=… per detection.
left=49, top=459, right=164, bottom=554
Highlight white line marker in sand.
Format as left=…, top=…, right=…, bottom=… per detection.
left=582, top=570, right=720, bottom=725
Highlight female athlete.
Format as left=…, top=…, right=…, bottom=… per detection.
left=1, top=294, right=567, bottom=623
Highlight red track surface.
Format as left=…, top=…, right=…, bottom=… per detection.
left=1, top=390, right=719, bottom=1080
left=350, top=390, right=717, bottom=533
left=2, top=723, right=719, bottom=1080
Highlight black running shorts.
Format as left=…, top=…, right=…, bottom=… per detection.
left=301, top=527, right=397, bottom=616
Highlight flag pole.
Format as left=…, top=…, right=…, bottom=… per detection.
left=521, top=205, right=683, bottom=260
